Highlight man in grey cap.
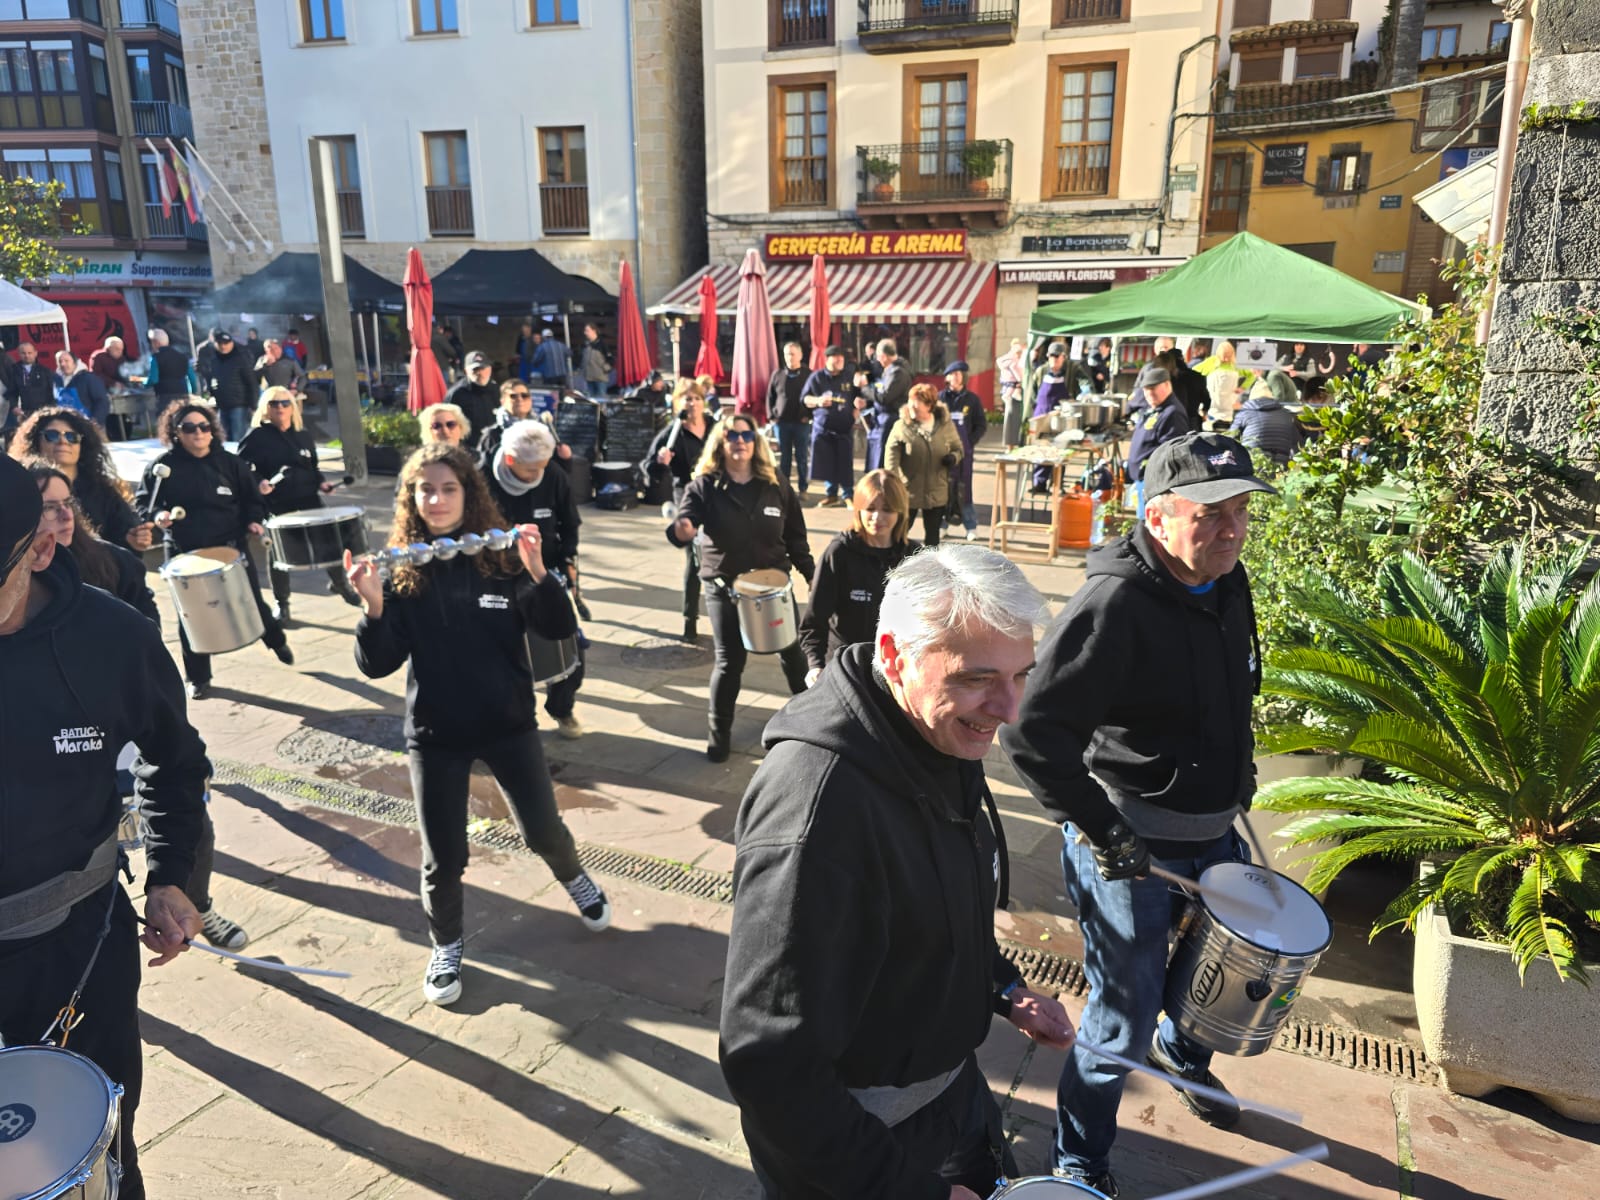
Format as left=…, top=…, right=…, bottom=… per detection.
left=1001, top=432, right=1276, bottom=1197
left=1124, top=364, right=1187, bottom=519
left=444, top=350, right=499, bottom=451
left=1027, top=340, right=1090, bottom=421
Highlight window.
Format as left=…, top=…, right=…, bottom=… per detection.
left=1489, top=20, right=1511, bottom=52
left=1232, top=0, right=1270, bottom=27
left=1052, top=0, right=1127, bottom=27
left=1416, top=77, right=1503, bottom=149
left=529, top=0, right=577, bottom=25
left=1237, top=53, right=1282, bottom=85
left=1284, top=242, right=1335, bottom=266
left=914, top=73, right=968, bottom=182
left=1294, top=48, right=1342, bottom=79
left=423, top=130, right=473, bottom=236
left=413, top=0, right=458, bottom=34
left=0, top=46, right=32, bottom=93
left=1372, top=251, right=1405, bottom=273
left=1420, top=25, right=1459, bottom=59
left=769, top=72, right=832, bottom=208
left=771, top=0, right=832, bottom=49
left=88, top=44, right=108, bottom=97
left=1316, top=142, right=1366, bottom=194
left=328, top=135, right=364, bottom=238
left=32, top=44, right=75, bottom=93
left=1206, top=151, right=1249, bottom=234
left=104, top=147, right=128, bottom=236
left=126, top=49, right=151, bottom=101
left=1310, top=0, right=1349, bottom=16
left=538, top=126, right=589, bottom=234
left=164, top=55, right=187, bottom=107
left=300, top=0, right=346, bottom=43
left=3, top=146, right=100, bottom=232
left=1044, top=53, right=1125, bottom=198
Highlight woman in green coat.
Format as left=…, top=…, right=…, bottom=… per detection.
left=884, top=382, right=963, bottom=547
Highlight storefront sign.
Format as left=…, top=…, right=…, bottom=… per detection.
left=1262, top=143, right=1308, bottom=186
left=42, top=251, right=213, bottom=288
left=999, top=262, right=1177, bottom=286
left=1168, top=170, right=1199, bottom=192
left=1379, top=194, right=1403, bottom=209
left=762, top=230, right=968, bottom=261
left=1019, top=234, right=1132, bottom=254
left=1440, top=147, right=1495, bottom=179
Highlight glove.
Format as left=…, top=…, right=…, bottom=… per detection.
left=941, top=452, right=959, bottom=467
left=1093, top=821, right=1150, bottom=881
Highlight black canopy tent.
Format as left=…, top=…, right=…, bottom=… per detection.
left=204, top=252, right=405, bottom=315
left=429, top=248, right=614, bottom=317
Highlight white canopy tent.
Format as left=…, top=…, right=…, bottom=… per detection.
left=0, top=278, right=70, bottom=351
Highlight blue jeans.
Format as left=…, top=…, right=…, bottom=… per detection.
left=774, top=422, right=810, bottom=491
left=1134, top=479, right=1146, bottom=522
left=1054, top=823, right=1248, bottom=1177
left=222, top=406, right=250, bottom=442
left=585, top=379, right=606, bottom=399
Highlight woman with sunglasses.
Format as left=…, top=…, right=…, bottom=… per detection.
left=347, top=444, right=610, bottom=1007
left=419, top=403, right=470, bottom=449
left=237, top=387, right=361, bottom=621
left=9, top=406, right=153, bottom=552
left=667, top=415, right=813, bottom=762
left=136, top=400, right=293, bottom=699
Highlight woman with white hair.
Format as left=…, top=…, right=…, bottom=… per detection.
left=484, top=419, right=586, bottom=739
left=420, top=402, right=470, bottom=448
left=237, top=386, right=361, bottom=619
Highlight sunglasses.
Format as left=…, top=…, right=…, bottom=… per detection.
left=41, top=428, right=82, bottom=445
left=725, top=430, right=757, bottom=444
left=511, top=391, right=531, bottom=400
left=179, top=421, right=213, bottom=435
left=267, top=399, right=295, bottom=408
left=431, top=421, right=460, bottom=432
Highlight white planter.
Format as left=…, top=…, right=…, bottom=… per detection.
left=1243, top=753, right=1361, bottom=893
left=1414, top=905, right=1600, bottom=1122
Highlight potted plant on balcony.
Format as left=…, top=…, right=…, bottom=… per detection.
left=959, top=140, right=1002, bottom=195
left=1254, top=544, right=1600, bottom=1121
left=360, top=410, right=421, bottom=476
left=865, top=156, right=899, bottom=201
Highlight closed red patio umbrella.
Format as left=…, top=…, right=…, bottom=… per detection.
left=730, top=249, right=779, bottom=425
left=404, top=248, right=447, bottom=414
left=692, top=272, right=725, bottom=384
left=617, top=258, right=653, bottom=390
left=808, top=253, right=831, bottom=371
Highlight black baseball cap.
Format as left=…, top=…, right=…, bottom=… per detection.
left=212, top=328, right=233, bottom=342
left=825, top=344, right=847, bottom=358
left=0, top=455, right=43, bottom=585
left=1143, top=432, right=1278, bottom=504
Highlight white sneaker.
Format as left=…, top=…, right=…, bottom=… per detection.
left=562, top=873, right=612, bottom=931
left=423, top=939, right=464, bottom=1005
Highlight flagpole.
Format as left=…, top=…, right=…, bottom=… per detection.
left=181, top=137, right=273, bottom=252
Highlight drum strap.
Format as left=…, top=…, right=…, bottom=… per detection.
left=0, top=832, right=120, bottom=941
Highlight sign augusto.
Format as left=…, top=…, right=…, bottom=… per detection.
left=763, top=230, right=968, bottom=261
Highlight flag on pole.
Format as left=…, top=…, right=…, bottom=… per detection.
left=184, top=144, right=210, bottom=222
left=144, top=138, right=173, bottom=217
left=167, top=140, right=197, bottom=222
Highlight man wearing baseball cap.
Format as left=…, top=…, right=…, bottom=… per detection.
left=444, top=349, right=499, bottom=452
left=1124, top=364, right=1189, bottom=519
left=0, top=453, right=209, bottom=1200
left=1001, top=432, right=1275, bottom=1197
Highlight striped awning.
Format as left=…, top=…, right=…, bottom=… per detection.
left=649, top=259, right=994, bottom=324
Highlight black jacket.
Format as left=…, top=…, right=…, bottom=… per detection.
left=485, top=463, right=581, bottom=571
left=1000, top=525, right=1259, bottom=848
left=646, top=416, right=715, bottom=487
left=666, top=472, right=814, bottom=583
left=766, top=365, right=810, bottom=425
left=103, top=540, right=160, bottom=627
left=203, top=344, right=259, bottom=412
left=445, top=378, right=499, bottom=450
left=75, top=471, right=140, bottom=549
left=237, top=424, right=324, bottom=514
left=1230, top=396, right=1304, bottom=467
left=720, top=645, right=1020, bottom=1198
left=150, top=345, right=193, bottom=398
left=0, top=551, right=207, bottom=901
left=801, top=368, right=858, bottom=437
left=354, top=552, right=577, bottom=747
left=1125, top=399, right=1191, bottom=482
left=9, top=359, right=56, bottom=415
left=1170, top=362, right=1209, bottom=429
left=135, top=446, right=266, bottom=554
left=799, top=532, right=912, bottom=672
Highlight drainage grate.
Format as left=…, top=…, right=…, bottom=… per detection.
left=214, top=757, right=1434, bottom=1085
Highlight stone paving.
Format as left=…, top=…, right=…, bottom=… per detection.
left=121, top=450, right=1597, bottom=1197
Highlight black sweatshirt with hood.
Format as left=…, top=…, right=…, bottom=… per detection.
left=0, top=551, right=207, bottom=902
left=135, top=445, right=266, bottom=554
left=1000, top=523, right=1260, bottom=849
left=798, top=531, right=912, bottom=672
left=719, top=643, right=1021, bottom=1199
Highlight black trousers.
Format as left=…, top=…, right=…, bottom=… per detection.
left=407, top=729, right=584, bottom=946
left=543, top=641, right=585, bottom=721
left=177, top=549, right=287, bottom=686
left=910, top=506, right=947, bottom=547
left=269, top=562, right=353, bottom=608
left=705, top=585, right=808, bottom=730
left=674, top=484, right=701, bottom=620
left=0, top=886, right=146, bottom=1200
left=748, top=1056, right=1014, bottom=1199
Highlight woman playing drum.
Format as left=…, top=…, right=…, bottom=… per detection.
left=135, top=399, right=293, bottom=699
left=236, top=386, right=361, bottom=621
left=666, top=415, right=813, bottom=763
left=346, top=444, right=611, bottom=1008
left=647, top=380, right=717, bottom=642
left=8, top=405, right=153, bottom=552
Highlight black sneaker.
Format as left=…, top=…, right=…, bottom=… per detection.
left=186, top=680, right=209, bottom=701
left=562, top=872, right=611, bottom=931
left=273, top=643, right=295, bottom=666
left=1053, top=1168, right=1118, bottom=1198
left=329, top=579, right=363, bottom=607
left=574, top=596, right=593, bottom=621
left=199, top=907, right=249, bottom=950
left=423, top=939, right=464, bottom=1005
left=1147, top=1033, right=1241, bottom=1128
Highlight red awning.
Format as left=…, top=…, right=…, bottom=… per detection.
left=650, top=259, right=993, bottom=324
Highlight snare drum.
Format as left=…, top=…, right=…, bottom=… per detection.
left=989, top=1177, right=1108, bottom=1198
left=1164, top=862, right=1332, bottom=1057
left=160, top=547, right=264, bottom=654
left=731, top=568, right=798, bottom=654
left=0, top=1044, right=123, bottom=1200
left=527, top=632, right=581, bottom=685
left=266, top=505, right=368, bottom=571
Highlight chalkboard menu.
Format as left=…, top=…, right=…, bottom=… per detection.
left=601, top=399, right=666, bottom=466
left=1262, top=143, right=1308, bottom=186
left=554, top=398, right=600, bottom=461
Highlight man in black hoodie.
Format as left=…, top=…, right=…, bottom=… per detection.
left=0, top=454, right=208, bottom=1200
left=1000, top=432, right=1275, bottom=1197
left=721, top=544, right=1076, bottom=1199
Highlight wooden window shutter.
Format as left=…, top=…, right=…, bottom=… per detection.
left=1314, top=155, right=1329, bottom=194
left=1356, top=151, right=1371, bottom=191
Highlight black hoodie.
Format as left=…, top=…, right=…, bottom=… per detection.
left=719, top=644, right=1020, bottom=1199
left=237, top=423, right=326, bottom=514
left=0, top=551, right=207, bottom=901
left=135, top=445, right=266, bottom=554
left=354, top=550, right=577, bottom=747
left=1000, top=524, right=1259, bottom=848
left=798, top=531, right=912, bottom=672
left=666, top=472, right=815, bottom=583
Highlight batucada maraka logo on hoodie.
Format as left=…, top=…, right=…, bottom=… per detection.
left=54, top=725, right=106, bottom=754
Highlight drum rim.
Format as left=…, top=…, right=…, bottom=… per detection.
left=989, top=1178, right=1107, bottom=1198
left=160, top=547, right=244, bottom=577
left=1195, top=862, right=1333, bottom=957
left=0, top=1044, right=121, bottom=1196
left=266, top=505, right=366, bottom=526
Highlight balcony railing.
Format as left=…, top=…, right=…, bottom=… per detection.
left=144, top=202, right=206, bottom=241
left=772, top=0, right=833, bottom=48
left=857, top=0, right=1019, bottom=50
left=1053, top=0, right=1125, bottom=24
left=425, top=185, right=474, bottom=236
left=539, top=183, right=590, bottom=235
left=856, top=138, right=1012, bottom=206
left=130, top=100, right=192, bottom=140
left=120, top=0, right=181, bottom=34
left=337, top=189, right=365, bottom=238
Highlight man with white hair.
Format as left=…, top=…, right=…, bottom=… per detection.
left=721, top=543, right=1076, bottom=1199
left=484, top=419, right=585, bottom=739
left=1000, top=432, right=1275, bottom=1197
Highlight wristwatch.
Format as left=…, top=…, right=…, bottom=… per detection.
left=995, top=977, right=1024, bottom=1018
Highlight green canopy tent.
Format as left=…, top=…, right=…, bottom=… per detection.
left=1029, top=232, right=1422, bottom=344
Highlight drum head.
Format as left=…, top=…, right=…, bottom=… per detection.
left=990, top=1178, right=1108, bottom=1199
left=163, top=546, right=240, bottom=576
left=592, top=461, right=631, bottom=470
left=732, top=568, right=789, bottom=596
left=1198, top=862, right=1331, bottom=954
left=268, top=505, right=365, bottom=527
left=0, top=1046, right=116, bottom=1200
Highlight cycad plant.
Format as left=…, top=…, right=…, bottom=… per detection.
left=1255, top=544, right=1600, bottom=982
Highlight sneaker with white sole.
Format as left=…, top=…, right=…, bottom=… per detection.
left=423, top=939, right=464, bottom=1005
left=555, top=715, right=584, bottom=740
left=199, top=907, right=249, bottom=950
left=1053, top=1167, right=1119, bottom=1198
left=563, top=872, right=611, bottom=931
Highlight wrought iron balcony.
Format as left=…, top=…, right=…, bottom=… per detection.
left=857, top=0, right=1019, bottom=52
left=337, top=189, right=365, bottom=239
left=426, top=185, right=475, bottom=237
left=856, top=139, right=1012, bottom=215
left=539, top=183, right=590, bottom=235
left=130, top=100, right=192, bottom=140
left=772, top=0, right=834, bottom=49
left=144, top=202, right=207, bottom=242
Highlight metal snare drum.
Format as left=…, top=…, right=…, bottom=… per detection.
left=265, top=505, right=368, bottom=571
left=1164, top=862, right=1332, bottom=1057
left=989, top=1178, right=1108, bottom=1199
left=160, top=547, right=264, bottom=655
left=0, top=1044, right=123, bottom=1200
left=731, top=569, right=797, bottom=654
left=527, top=632, right=580, bottom=686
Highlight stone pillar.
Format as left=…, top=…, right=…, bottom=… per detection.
left=1478, top=0, right=1600, bottom=499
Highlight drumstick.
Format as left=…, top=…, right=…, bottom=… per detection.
left=135, top=916, right=351, bottom=978
left=1072, top=1036, right=1303, bottom=1125
left=1143, top=1144, right=1330, bottom=1200
left=1236, top=811, right=1286, bottom=908
left=145, top=461, right=172, bottom=514
left=1145, top=863, right=1274, bottom=916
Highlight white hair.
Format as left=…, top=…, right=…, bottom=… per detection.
left=148, top=329, right=169, bottom=347
left=876, top=544, right=1049, bottom=663
left=502, top=419, right=556, bottom=465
